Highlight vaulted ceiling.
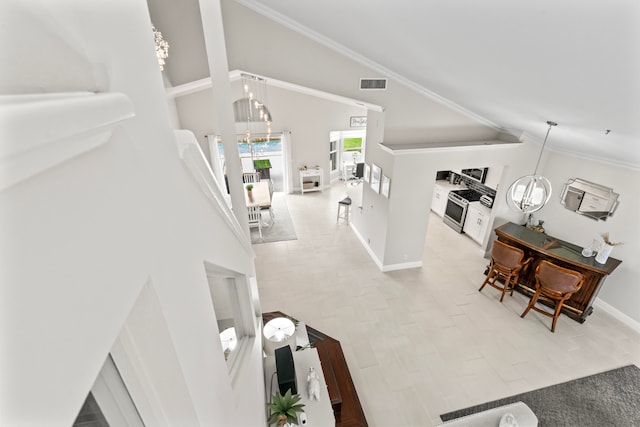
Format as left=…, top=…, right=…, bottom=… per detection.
left=149, top=0, right=640, bottom=169
left=234, top=0, right=640, bottom=168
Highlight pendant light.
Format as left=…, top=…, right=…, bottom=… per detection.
left=506, top=121, right=557, bottom=213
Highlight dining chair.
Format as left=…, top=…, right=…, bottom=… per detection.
left=242, top=172, right=261, bottom=183
left=247, top=205, right=262, bottom=239
left=479, top=240, right=532, bottom=302
left=520, top=260, right=584, bottom=332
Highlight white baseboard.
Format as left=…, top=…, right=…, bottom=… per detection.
left=350, top=224, right=422, bottom=272
left=594, top=298, right=640, bottom=333
left=381, top=261, right=423, bottom=272
left=350, top=223, right=384, bottom=270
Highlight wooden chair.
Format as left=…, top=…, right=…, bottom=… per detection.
left=520, top=260, right=584, bottom=332
left=479, top=240, right=532, bottom=302
left=247, top=205, right=262, bottom=239
left=242, top=172, right=260, bottom=183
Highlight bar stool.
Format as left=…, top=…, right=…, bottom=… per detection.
left=520, top=260, right=584, bottom=332
left=336, top=196, right=352, bottom=225
left=479, top=240, right=532, bottom=302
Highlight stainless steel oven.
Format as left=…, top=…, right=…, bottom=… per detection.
left=444, top=189, right=482, bottom=233
left=443, top=192, right=470, bottom=233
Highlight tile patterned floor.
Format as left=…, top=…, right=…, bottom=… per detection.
left=254, top=181, right=640, bottom=426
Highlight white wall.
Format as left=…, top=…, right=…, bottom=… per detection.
left=1, top=1, right=265, bottom=425
left=537, top=151, right=640, bottom=324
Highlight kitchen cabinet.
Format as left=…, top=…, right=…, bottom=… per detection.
left=431, top=183, right=449, bottom=217
left=463, top=203, right=490, bottom=245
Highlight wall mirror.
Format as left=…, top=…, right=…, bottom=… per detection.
left=560, top=178, right=619, bottom=221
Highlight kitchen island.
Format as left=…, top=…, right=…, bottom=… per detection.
left=494, top=222, right=622, bottom=323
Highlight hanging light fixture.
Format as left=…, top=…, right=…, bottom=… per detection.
left=232, top=73, right=273, bottom=161
left=152, top=24, right=169, bottom=71
left=506, top=121, right=557, bottom=213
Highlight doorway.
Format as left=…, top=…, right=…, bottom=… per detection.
left=328, top=130, right=366, bottom=183
left=211, top=133, right=286, bottom=193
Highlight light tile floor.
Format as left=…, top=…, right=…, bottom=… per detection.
left=254, top=181, right=640, bottom=426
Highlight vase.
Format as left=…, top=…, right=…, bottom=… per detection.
left=595, top=243, right=613, bottom=264
left=247, top=191, right=253, bottom=202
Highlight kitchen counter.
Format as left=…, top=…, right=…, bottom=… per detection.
left=469, top=200, right=492, bottom=214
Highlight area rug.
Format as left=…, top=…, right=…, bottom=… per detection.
left=250, top=192, right=297, bottom=244
left=439, top=365, right=640, bottom=426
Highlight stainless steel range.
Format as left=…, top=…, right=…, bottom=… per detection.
left=443, top=189, right=482, bottom=233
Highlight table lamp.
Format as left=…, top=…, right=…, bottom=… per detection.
left=263, top=317, right=296, bottom=356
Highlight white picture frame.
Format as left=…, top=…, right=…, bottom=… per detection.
left=381, top=175, right=391, bottom=198
left=371, top=163, right=381, bottom=193
left=363, top=163, right=371, bottom=183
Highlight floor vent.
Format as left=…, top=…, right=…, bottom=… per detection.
left=360, top=78, right=387, bottom=90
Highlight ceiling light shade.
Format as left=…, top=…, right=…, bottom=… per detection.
left=507, top=121, right=557, bottom=213
left=507, top=175, right=552, bottom=213
left=263, top=317, right=296, bottom=356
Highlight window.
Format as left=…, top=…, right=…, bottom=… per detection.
left=329, top=140, right=338, bottom=172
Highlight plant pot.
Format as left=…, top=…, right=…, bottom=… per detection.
left=247, top=190, right=253, bottom=201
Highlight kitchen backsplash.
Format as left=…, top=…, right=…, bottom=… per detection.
left=459, top=175, right=497, bottom=198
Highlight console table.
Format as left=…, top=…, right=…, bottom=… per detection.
left=494, top=222, right=622, bottom=323
left=300, top=168, right=323, bottom=194
left=263, top=312, right=368, bottom=427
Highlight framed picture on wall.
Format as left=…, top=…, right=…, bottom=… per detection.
left=364, top=163, right=371, bottom=183
left=371, top=163, right=381, bottom=193
left=381, top=175, right=391, bottom=198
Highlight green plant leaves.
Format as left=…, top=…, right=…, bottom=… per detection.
left=267, top=389, right=306, bottom=425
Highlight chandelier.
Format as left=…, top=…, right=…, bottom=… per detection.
left=506, top=121, right=557, bottom=213
left=233, top=73, right=273, bottom=146
left=152, top=24, right=169, bottom=71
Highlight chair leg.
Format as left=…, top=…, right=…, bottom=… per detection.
left=521, top=290, right=540, bottom=318
left=499, top=274, right=514, bottom=302
left=478, top=269, right=495, bottom=292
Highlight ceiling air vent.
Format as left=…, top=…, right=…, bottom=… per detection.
left=360, top=78, right=387, bottom=90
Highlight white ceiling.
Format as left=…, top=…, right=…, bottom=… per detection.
left=237, top=0, right=640, bottom=169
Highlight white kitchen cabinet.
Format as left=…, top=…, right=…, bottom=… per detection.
left=463, top=203, right=490, bottom=245
left=431, top=183, right=449, bottom=217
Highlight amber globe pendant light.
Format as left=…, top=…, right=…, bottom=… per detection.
left=507, top=121, right=557, bottom=213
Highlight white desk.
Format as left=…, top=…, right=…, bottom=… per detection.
left=264, top=347, right=335, bottom=427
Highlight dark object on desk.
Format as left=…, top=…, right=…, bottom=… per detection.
left=275, top=345, right=297, bottom=395
left=494, top=222, right=621, bottom=323
left=354, top=163, right=364, bottom=178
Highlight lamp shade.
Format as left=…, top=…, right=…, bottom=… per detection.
left=263, top=317, right=296, bottom=356
left=507, top=175, right=552, bottom=213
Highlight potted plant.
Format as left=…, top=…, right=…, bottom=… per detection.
left=267, top=389, right=305, bottom=427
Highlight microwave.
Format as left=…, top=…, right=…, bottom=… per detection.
left=461, top=167, right=488, bottom=183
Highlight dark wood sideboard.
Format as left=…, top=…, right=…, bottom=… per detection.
left=263, top=311, right=368, bottom=427
left=494, top=222, right=622, bottom=323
